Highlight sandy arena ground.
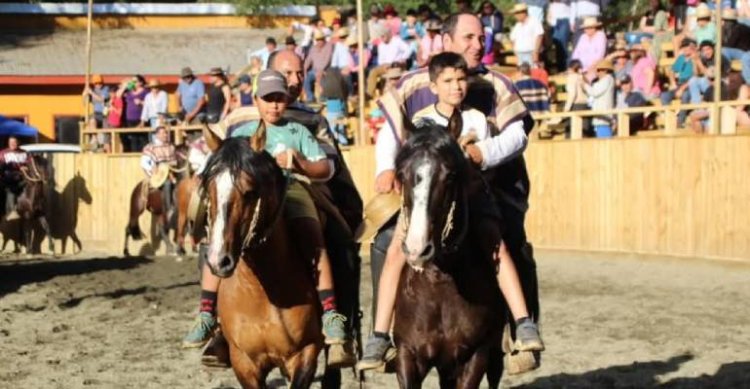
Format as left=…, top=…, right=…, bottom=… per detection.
left=1, top=249, right=749, bottom=388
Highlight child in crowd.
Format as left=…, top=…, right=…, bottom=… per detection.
left=357, top=52, right=544, bottom=370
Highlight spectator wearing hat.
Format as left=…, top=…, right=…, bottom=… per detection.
left=248, top=37, right=278, bottom=70
left=330, top=17, right=343, bottom=39
left=660, top=38, right=697, bottom=126
left=140, top=79, right=168, bottom=129
left=176, top=67, right=206, bottom=125
left=303, top=30, right=334, bottom=103
left=510, top=3, right=545, bottom=66
left=571, top=17, right=606, bottom=79
left=628, top=43, right=660, bottom=98
left=331, top=28, right=353, bottom=71
left=673, top=5, right=716, bottom=53
left=721, top=8, right=750, bottom=85
left=366, top=28, right=411, bottom=98
left=688, top=40, right=729, bottom=105
left=569, top=0, right=602, bottom=45
left=83, top=74, right=110, bottom=129
left=583, top=59, right=615, bottom=137
left=607, top=40, right=632, bottom=82
left=418, top=19, right=444, bottom=67
left=547, top=0, right=572, bottom=72
left=206, top=67, right=231, bottom=124
left=345, top=35, right=371, bottom=94
left=514, top=62, right=551, bottom=117
left=234, top=74, right=254, bottom=108
left=382, top=4, right=402, bottom=37
left=616, top=75, right=651, bottom=133
left=284, top=36, right=304, bottom=59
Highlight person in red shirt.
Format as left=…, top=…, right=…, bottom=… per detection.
left=0, top=136, right=29, bottom=219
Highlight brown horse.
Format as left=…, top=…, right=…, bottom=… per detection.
left=202, top=137, right=322, bottom=388
left=174, top=174, right=203, bottom=256
left=392, top=122, right=506, bottom=388
left=123, top=145, right=189, bottom=256
left=14, top=154, right=54, bottom=254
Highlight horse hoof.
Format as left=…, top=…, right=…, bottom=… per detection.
left=176, top=247, right=186, bottom=256
left=123, top=249, right=130, bottom=257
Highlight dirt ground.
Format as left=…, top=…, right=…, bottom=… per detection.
left=1, top=249, right=749, bottom=389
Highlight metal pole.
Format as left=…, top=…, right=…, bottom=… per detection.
left=84, top=0, right=93, bottom=129
left=356, top=0, right=367, bottom=145
left=712, top=0, right=723, bottom=134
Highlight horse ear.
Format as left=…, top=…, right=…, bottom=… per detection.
left=203, top=124, right=223, bottom=152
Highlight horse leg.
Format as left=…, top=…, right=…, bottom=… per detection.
left=437, top=367, right=457, bottom=389
left=175, top=203, right=187, bottom=256
left=228, top=345, right=265, bottom=389
left=124, top=184, right=146, bottom=256
left=159, top=214, right=175, bottom=255
left=455, top=349, right=489, bottom=389
left=286, top=342, right=320, bottom=389
left=39, top=216, right=54, bottom=254
left=485, top=346, right=504, bottom=389
left=396, top=349, right=429, bottom=389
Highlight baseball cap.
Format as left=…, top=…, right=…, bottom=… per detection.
left=238, top=74, right=252, bottom=84
left=254, top=69, right=290, bottom=98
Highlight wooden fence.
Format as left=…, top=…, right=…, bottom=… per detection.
left=24, top=133, right=750, bottom=261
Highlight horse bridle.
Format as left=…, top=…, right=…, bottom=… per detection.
left=239, top=179, right=289, bottom=251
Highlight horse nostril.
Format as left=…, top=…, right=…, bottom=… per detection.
left=219, top=254, right=235, bottom=272
left=420, top=243, right=434, bottom=259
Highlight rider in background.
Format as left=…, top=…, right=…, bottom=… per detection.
left=0, top=135, right=29, bottom=220
left=140, top=126, right=177, bottom=212
left=358, top=52, right=544, bottom=370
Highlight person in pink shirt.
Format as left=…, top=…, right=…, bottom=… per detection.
left=417, top=19, right=444, bottom=67
left=628, top=43, right=661, bottom=98
left=571, top=17, right=607, bottom=79
left=382, top=4, right=402, bottom=37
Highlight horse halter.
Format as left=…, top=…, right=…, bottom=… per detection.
left=239, top=179, right=288, bottom=251
left=401, top=180, right=469, bottom=256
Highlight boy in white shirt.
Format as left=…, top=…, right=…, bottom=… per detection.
left=358, top=52, right=544, bottom=370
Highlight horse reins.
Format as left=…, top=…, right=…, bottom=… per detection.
left=240, top=179, right=289, bottom=251
left=20, top=157, right=44, bottom=183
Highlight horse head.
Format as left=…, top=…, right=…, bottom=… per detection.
left=72, top=172, right=93, bottom=205
left=201, top=137, right=286, bottom=278
left=396, top=116, right=470, bottom=271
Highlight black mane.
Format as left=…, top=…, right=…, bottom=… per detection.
left=201, top=137, right=285, bottom=199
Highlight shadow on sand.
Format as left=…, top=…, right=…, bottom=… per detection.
left=0, top=256, right=151, bottom=297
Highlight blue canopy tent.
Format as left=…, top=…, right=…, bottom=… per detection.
left=0, top=116, right=38, bottom=138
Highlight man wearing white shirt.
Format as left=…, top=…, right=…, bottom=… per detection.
left=247, top=37, right=277, bottom=70
left=365, top=28, right=411, bottom=97
left=330, top=28, right=353, bottom=72
left=140, top=79, right=168, bottom=129
left=510, top=4, right=545, bottom=66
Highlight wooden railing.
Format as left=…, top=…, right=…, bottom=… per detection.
left=534, top=99, right=750, bottom=139
left=79, top=124, right=205, bottom=153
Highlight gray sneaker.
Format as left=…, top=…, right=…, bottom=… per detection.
left=356, top=335, right=397, bottom=371
left=182, top=312, right=217, bottom=348
left=322, top=310, right=348, bottom=345
left=514, top=320, right=545, bottom=352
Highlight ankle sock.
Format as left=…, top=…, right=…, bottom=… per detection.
left=199, top=290, right=218, bottom=316
left=318, top=289, right=337, bottom=312
left=515, top=316, right=531, bottom=326
left=373, top=331, right=390, bottom=341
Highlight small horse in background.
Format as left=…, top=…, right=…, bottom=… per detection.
left=49, top=172, right=93, bottom=254
left=15, top=154, right=54, bottom=254
left=202, top=137, right=322, bottom=388
left=392, top=121, right=506, bottom=388
left=123, top=144, right=190, bottom=256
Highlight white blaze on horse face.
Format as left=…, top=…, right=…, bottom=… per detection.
left=404, top=159, right=433, bottom=265
left=208, top=170, right=233, bottom=268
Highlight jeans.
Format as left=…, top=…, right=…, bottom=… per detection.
left=552, top=18, right=571, bottom=72
left=594, top=125, right=612, bottom=138
left=303, top=69, right=317, bottom=103
left=722, top=47, right=750, bottom=84
left=660, top=87, right=691, bottom=125
left=688, top=77, right=711, bottom=104
left=515, top=51, right=534, bottom=66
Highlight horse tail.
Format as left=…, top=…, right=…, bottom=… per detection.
left=250, top=119, right=267, bottom=152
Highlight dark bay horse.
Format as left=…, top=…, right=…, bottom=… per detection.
left=392, top=121, right=506, bottom=388
left=202, top=138, right=322, bottom=388
left=8, top=154, right=54, bottom=254
left=123, top=145, right=189, bottom=256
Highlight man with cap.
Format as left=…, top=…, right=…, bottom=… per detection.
left=140, top=79, right=168, bottom=129
left=176, top=67, right=206, bottom=125
left=364, top=12, right=542, bottom=373
left=247, top=37, right=278, bottom=70
left=616, top=75, right=650, bottom=133
left=83, top=74, right=110, bottom=129
left=721, top=8, right=750, bottom=85
left=234, top=74, right=254, bottom=108
left=660, top=38, right=697, bottom=126
left=284, top=35, right=303, bottom=59
left=510, top=3, right=545, bottom=66
left=303, top=30, right=333, bottom=103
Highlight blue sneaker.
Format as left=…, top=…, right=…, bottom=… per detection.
left=322, top=310, right=347, bottom=345
left=182, top=312, right=217, bottom=348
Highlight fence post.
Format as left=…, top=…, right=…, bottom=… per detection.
left=707, top=104, right=720, bottom=135
left=617, top=112, right=630, bottom=137
left=571, top=115, right=583, bottom=139
left=664, top=109, right=678, bottom=134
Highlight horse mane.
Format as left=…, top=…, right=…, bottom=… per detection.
left=201, top=137, right=285, bottom=200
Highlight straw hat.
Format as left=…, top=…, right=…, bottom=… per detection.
left=336, top=27, right=350, bottom=38
left=148, top=79, right=161, bottom=88
left=596, top=59, right=614, bottom=71
left=383, top=67, right=403, bottom=80
left=722, top=8, right=738, bottom=21
left=91, top=74, right=103, bottom=84
left=149, top=163, right=171, bottom=189
left=181, top=67, right=194, bottom=78
left=313, top=29, right=326, bottom=40
left=580, top=17, right=602, bottom=29
left=511, top=3, right=528, bottom=14
left=354, top=192, right=401, bottom=243
left=345, top=35, right=358, bottom=47
left=209, top=67, right=224, bottom=76
left=695, top=4, right=711, bottom=19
